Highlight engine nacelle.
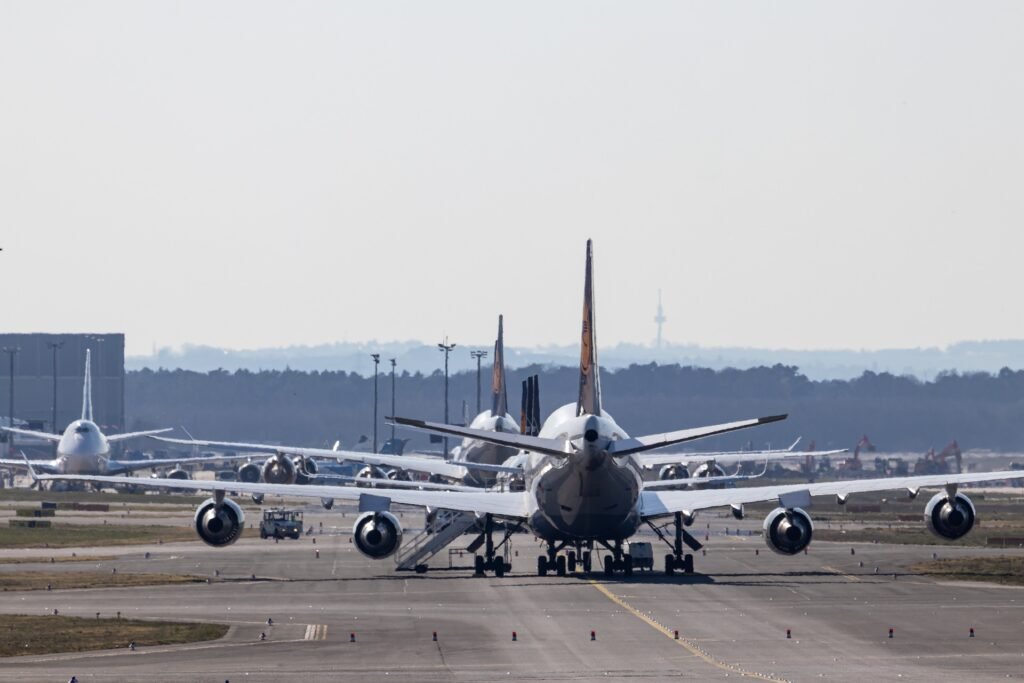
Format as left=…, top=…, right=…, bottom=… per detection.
left=262, top=455, right=297, bottom=485
left=692, top=462, right=727, bottom=479
left=167, top=468, right=190, bottom=480
left=194, top=497, right=245, bottom=547
left=294, top=456, right=318, bottom=486
left=386, top=468, right=412, bottom=482
left=355, top=465, right=387, bottom=486
left=924, top=491, right=976, bottom=540
left=352, top=511, right=403, bottom=559
left=659, top=464, right=690, bottom=481
left=238, top=462, right=261, bottom=484
left=320, top=497, right=334, bottom=510
left=763, top=507, right=813, bottom=555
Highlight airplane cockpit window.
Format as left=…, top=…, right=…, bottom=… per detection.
left=75, top=424, right=90, bottom=434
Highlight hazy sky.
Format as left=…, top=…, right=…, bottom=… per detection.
left=2, top=2, right=1022, bottom=356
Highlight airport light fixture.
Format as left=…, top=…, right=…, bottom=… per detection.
left=2, top=346, right=19, bottom=455
left=438, top=338, right=456, bottom=456
left=371, top=354, right=381, bottom=454
left=389, top=359, right=397, bottom=442
left=470, top=350, right=488, bottom=414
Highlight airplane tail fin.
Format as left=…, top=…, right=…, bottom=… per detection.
left=576, top=239, right=601, bottom=417
left=491, top=315, right=508, bottom=416
left=81, top=349, right=93, bottom=422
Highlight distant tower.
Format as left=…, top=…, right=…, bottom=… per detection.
left=654, top=290, right=666, bottom=349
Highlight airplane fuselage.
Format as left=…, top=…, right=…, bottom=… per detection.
left=453, top=411, right=520, bottom=487
left=54, top=419, right=112, bottom=475
left=524, top=404, right=642, bottom=541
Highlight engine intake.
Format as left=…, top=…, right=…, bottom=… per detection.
left=262, top=454, right=297, bottom=485
left=924, top=492, right=975, bottom=540
left=167, top=468, right=190, bottom=480
left=658, top=464, right=690, bottom=481
left=294, top=456, right=318, bottom=486
left=763, top=507, right=813, bottom=555
left=238, top=462, right=261, bottom=483
left=194, top=497, right=245, bottom=547
left=352, top=511, right=403, bottom=559
left=692, top=462, right=727, bottom=479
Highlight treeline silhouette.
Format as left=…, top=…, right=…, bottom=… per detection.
left=124, top=364, right=1024, bottom=453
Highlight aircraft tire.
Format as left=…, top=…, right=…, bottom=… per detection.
left=582, top=551, right=592, bottom=573
left=664, top=554, right=675, bottom=576
left=683, top=554, right=694, bottom=574
left=537, top=555, right=547, bottom=577
left=603, top=555, right=614, bottom=576
left=556, top=555, right=567, bottom=576
left=474, top=555, right=485, bottom=575
left=623, top=554, right=633, bottom=577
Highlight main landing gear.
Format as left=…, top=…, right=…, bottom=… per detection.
left=470, top=514, right=518, bottom=577
left=648, top=511, right=701, bottom=576
left=537, top=540, right=595, bottom=576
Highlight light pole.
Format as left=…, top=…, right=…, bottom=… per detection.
left=389, top=359, right=396, bottom=443
left=47, top=341, right=65, bottom=456
left=371, top=354, right=380, bottom=454
left=470, top=350, right=488, bottom=414
left=437, top=338, right=456, bottom=456
left=2, top=347, right=19, bottom=455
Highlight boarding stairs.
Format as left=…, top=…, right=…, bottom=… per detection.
left=395, top=509, right=478, bottom=571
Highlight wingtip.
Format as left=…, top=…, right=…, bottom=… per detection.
left=20, top=451, right=39, bottom=483
left=760, top=414, right=788, bottom=424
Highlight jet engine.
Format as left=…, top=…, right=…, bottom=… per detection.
left=763, top=507, right=813, bottom=555
left=658, top=464, right=690, bottom=481
left=262, top=454, right=297, bottom=485
left=166, top=468, right=190, bottom=480
left=352, top=511, right=403, bottom=559
left=294, top=456, right=318, bottom=485
left=194, top=497, right=245, bottom=547
left=924, top=491, right=976, bottom=540
left=386, top=468, right=412, bottom=482
left=355, top=465, right=387, bottom=486
left=238, top=462, right=261, bottom=483
left=692, top=462, right=727, bottom=479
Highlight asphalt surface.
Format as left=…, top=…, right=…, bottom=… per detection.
left=2, top=502, right=1024, bottom=682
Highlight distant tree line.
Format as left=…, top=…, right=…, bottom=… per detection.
left=125, top=364, right=1024, bottom=453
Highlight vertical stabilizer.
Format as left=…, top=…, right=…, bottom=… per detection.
left=576, top=239, right=602, bottom=417
left=491, top=315, right=508, bottom=416
left=81, top=349, right=93, bottom=421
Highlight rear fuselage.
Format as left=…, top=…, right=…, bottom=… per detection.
left=453, top=411, right=520, bottom=486
left=525, top=404, right=642, bottom=541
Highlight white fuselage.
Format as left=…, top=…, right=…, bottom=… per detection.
left=522, top=403, right=644, bottom=541
left=452, top=411, right=521, bottom=486
left=54, top=420, right=112, bottom=475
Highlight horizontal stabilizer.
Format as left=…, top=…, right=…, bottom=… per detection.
left=608, top=414, right=787, bottom=457
left=391, top=416, right=569, bottom=458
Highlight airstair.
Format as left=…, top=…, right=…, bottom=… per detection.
left=395, top=509, right=478, bottom=571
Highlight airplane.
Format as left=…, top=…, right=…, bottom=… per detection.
left=0, top=350, right=207, bottom=483
left=35, top=241, right=1024, bottom=579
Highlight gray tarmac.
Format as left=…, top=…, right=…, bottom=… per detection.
left=2, top=503, right=1024, bottom=682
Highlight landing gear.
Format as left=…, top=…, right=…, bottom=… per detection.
left=537, top=555, right=548, bottom=577
left=582, top=551, right=592, bottom=573
left=649, top=512, right=701, bottom=576
left=567, top=551, right=577, bottom=573
left=472, top=514, right=518, bottom=577
left=556, top=555, right=567, bottom=576
left=603, top=554, right=614, bottom=576
left=622, top=554, right=633, bottom=577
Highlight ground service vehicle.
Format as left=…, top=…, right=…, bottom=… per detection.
left=260, top=508, right=303, bottom=540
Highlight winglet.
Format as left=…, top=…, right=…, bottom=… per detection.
left=21, top=451, right=39, bottom=484
left=576, top=239, right=601, bottom=417
left=491, top=315, right=508, bottom=416
left=787, top=437, right=802, bottom=451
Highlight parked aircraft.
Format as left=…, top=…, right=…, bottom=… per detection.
left=34, top=242, right=1024, bottom=579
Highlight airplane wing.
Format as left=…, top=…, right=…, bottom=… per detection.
left=149, top=436, right=521, bottom=479
left=0, top=457, right=60, bottom=474
left=0, top=427, right=62, bottom=443
left=106, top=428, right=173, bottom=443
left=106, top=452, right=260, bottom=476
left=637, top=448, right=846, bottom=469
left=33, top=471, right=531, bottom=519
left=641, top=460, right=770, bottom=490
left=639, top=470, right=1024, bottom=518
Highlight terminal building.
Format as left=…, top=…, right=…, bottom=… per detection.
left=0, top=333, right=125, bottom=439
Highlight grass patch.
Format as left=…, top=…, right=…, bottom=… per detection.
left=816, top=526, right=1024, bottom=547
left=0, top=555, right=116, bottom=565
left=0, top=489, right=207, bottom=505
left=0, top=571, right=208, bottom=591
left=0, top=614, right=228, bottom=657
left=908, top=556, right=1024, bottom=586
left=0, top=523, right=196, bottom=548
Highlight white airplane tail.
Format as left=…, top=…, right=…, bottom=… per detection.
left=576, top=239, right=601, bottom=417
left=81, top=349, right=93, bottom=421
left=491, top=315, right=508, bottom=416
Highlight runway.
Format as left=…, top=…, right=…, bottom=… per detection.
left=2, top=504, right=1024, bottom=682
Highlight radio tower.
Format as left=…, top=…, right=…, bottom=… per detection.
left=654, top=290, right=666, bottom=349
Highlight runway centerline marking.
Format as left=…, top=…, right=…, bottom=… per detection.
left=823, top=565, right=862, bottom=582
left=589, top=580, right=789, bottom=683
